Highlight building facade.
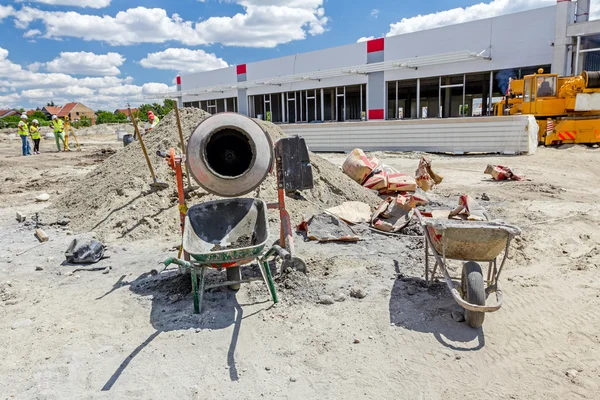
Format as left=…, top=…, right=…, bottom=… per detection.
left=177, top=2, right=600, bottom=123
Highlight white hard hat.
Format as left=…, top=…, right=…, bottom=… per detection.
left=32, top=119, right=39, bottom=124
left=52, top=115, right=57, bottom=120
left=21, top=114, right=27, bottom=119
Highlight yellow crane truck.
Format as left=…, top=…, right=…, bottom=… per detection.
left=494, top=69, right=600, bottom=145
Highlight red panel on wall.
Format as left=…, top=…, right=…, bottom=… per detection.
left=367, top=38, right=385, bottom=53
left=368, top=109, right=385, bottom=120
left=176, top=76, right=181, bottom=85
left=236, top=64, right=247, bottom=75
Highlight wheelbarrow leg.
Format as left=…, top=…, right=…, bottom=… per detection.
left=192, top=266, right=207, bottom=314
left=425, top=238, right=430, bottom=285
left=191, top=267, right=199, bottom=314
left=262, top=260, right=278, bottom=304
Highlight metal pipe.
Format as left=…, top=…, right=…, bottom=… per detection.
left=575, top=35, right=581, bottom=75
left=579, top=46, right=600, bottom=53
left=489, top=71, right=494, bottom=116
left=416, top=78, right=420, bottom=119
left=462, top=74, right=466, bottom=117
left=320, top=88, right=325, bottom=121
left=438, top=76, right=442, bottom=118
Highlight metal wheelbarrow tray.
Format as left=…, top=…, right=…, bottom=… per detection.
left=165, top=198, right=280, bottom=313
left=183, top=198, right=270, bottom=265
left=416, top=210, right=521, bottom=328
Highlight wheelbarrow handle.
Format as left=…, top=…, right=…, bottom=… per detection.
left=271, top=245, right=292, bottom=261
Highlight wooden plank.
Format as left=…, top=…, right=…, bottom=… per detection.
left=35, top=228, right=49, bottom=242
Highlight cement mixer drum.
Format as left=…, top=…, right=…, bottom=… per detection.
left=187, top=113, right=273, bottom=197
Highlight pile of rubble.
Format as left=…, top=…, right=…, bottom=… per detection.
left=47, top=108, right=381, bottom=241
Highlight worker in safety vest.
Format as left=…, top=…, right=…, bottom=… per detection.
left=30, top=119, right=41, bottom=154
left=52, top=115, right=66, bottom=152
left=17, top=114, right=32, bottom=156
left=145, top=111, right=159, bottom=132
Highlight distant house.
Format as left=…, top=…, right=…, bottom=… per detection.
left=0, top=109, right=21, bottom=118
left=114, top=108, right=137, bottom=121
left=26, top=109, right=37, bottom=116
left=57, top=103, right=96, bottom=124
left=42, top=106, right=62, bottom=119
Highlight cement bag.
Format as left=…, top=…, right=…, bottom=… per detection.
left=527, top=115, right=538, bottom=155
left=380, top=164, right=417, bottom=194
left=415, top=157, right=443, bottom=192
left=342, top=148, right=379, bottom=184
left=298, top=213, right=360, bottom=242
left=371, top=196, right=414, bottom=233
left=448, top=195, right=490, bottom=221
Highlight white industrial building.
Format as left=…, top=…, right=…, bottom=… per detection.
left=173, top=1, right=600, bottom=125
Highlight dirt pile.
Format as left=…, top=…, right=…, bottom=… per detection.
left=75, top=123, right=133, bottom=136
left=48, top=108, right=380, bottom=241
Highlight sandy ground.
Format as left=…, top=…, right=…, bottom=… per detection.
left=0, top=133, right=599, bottom=399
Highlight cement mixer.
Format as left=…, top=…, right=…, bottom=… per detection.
left=160, top=112, right=313, bottom=313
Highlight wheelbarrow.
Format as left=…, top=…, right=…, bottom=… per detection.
left=164, top=198, right=289, bottom=314
left=415, top=209, right=521, bottom=328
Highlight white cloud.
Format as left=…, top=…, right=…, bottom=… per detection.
left=23, top=29, right=41, bottom=38
left=387, top=0, right=555, bottom=36
left=15, top=0, right=111, bottom=9
left=28, top=62, right=43, bottom=72
left=371, top=9, right=379, bottom=18
left=139, top=48, right=228, bottom=73
left=45, top=52, right=125, bottom=76
left=0, top=5, right=14, bottom=20
left=357, top=36, right=375, bottom=43
left=0, top=47, right=171, bottom=110
left=11, top=2, right=328, bottom=47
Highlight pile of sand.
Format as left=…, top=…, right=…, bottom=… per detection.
left=48, top=108, right=380, bottom=241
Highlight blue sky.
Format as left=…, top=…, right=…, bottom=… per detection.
left=0, top=0, right=564, bottom=110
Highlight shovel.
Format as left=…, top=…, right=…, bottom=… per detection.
left=129, top=105, right=168, bottom=191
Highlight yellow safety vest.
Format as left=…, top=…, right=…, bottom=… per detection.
left=30, top=126, right=41, bottom=139
left=146, top=116, right=160, bottom=130
left=18, top=122, right=28, bottom=136
left=53, top=119, right=64, bottom=133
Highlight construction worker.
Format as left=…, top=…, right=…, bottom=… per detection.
left=63, top=116, right=71, bottom=151
left=145, top=111, right=159, bottom=132
left=30, top=119, right=41, bottom=154
left=17, top=114, right=31, bottom=156
left=52, top=115, right=66, bottom=152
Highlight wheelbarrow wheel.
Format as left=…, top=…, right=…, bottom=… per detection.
left=462, top=262, right=485, bottom=328
left=226, top=266, right=242, bottom=290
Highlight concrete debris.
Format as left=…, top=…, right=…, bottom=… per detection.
left=16, top=212, right=26, bottom=223
left=350, top=287, right=367, bottom=299
left=317, top=295, right=335, bottom=305
left=566, top=369, right=579, bottom=380
left=35, top=193, right=50, bottom=202
left=406, top=286, right=418, bottom=296
left=481, top=193, right=490, bottom=201
left=333, top=293, right=347, bottom=302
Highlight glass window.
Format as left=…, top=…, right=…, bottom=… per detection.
left=536, top=76, right=556, bottom=97
left=524, top=78, right=532, bottom=102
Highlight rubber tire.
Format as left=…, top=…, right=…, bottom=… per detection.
left=462, top=262, right=486, bottom=328
left=226, top=266, right=241, bottom=291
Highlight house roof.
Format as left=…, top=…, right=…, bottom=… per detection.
left=114, top=108, right=137, bottom=117
left=26, top=110, right=36, bottom=116
left=43, top=106, right=62, bottom=116
left=0, top=109, right=18, bottom=118
left=57, top=102, right=78, bottom=117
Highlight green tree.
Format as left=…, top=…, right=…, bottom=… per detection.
left=114, top=112, right=128, bottom=122
left=96, top=110, right=117, bottom=124
left=31, top=111, right=48, bottom=121
left=46, top=101, right=55, bottom=107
